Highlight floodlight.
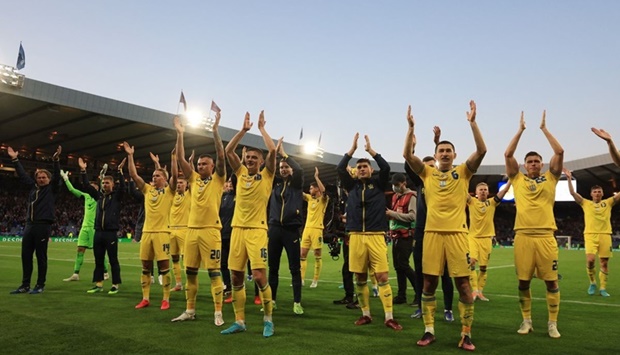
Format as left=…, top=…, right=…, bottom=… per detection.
left=0, top=64, right=25, bottom=88
left=303, top=143, right=318, bottom=155
left=185, top=110, right=204, bottom=128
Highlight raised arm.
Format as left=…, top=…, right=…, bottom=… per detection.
left=173, top=116, right=193, bottom=178
left=337, top=136, right=357, bottom=191
left=346, top=132, right=359, bottom=157
left=61, top=170, right=86, bottom=199
left=170, top=148, right=178, bottom=186
left=8, top=147, right=34, bottom=187
left=314, top=167, right=326, bottom=195
left=540, top=111, right=564, bottom=177
left=433, top=126, right=441, bottom=145
left=150, top=152, right=161, bottom=170
left=212, top=112, right=226, bottom=177
left=562, top=168, right=583, bottom=204
left=504, top=112, right=526, bottom=178
left=188, top=150, right=195, bottom=172
left=115, top=162, right=126, bottom=198
left=51, top=145, right=62, bottom=193
left=464, top=100, right=487, bottom=172
left=77, top=157, right=99, bottom=199
left=496, top=179, right=512, bottom=201
left=258, top=110, right=277, bottom=173
left=365, top=135, right=390, bottom=187
left=225, top=112, right=252, bottom=172
left=167, top=151, right=177, bottom=193
left=592, top=128, right=620, bottom=167
left=123, top=141, right=145, bottom=191
left=403, top=105, right=424, bottom=174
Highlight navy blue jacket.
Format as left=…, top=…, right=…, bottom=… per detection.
left=13, top=159, right=60, bottom=224
left=219, top=190, right=235, bottom=238
left=80, top=171, right=125, bottom=231
left=337, top=153, right=390, bottom=232
left=268, top=156, right=304, bottom=228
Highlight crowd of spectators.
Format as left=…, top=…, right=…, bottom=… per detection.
left=1, top=174, right=141, bottom=238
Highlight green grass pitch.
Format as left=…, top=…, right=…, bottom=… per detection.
left=0, top=241, right=617, bottom=354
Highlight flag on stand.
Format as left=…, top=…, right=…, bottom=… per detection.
left=179, top=91, right=187, bottom=112
left=299, top=127, right=304, bottom=140
left=318, top=132, right=322, bottom=146
left=210, top=100, right=221, bottom=113
left=16, top=42, right=26, bottom=70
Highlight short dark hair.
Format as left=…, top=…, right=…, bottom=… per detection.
left=356, top=158, right=371, bottom=165
left=524, top=151, right=542, bottom=161
left=422, top=156, right=435, bottom=163
left=435, top=140, right=455, bottom=152
left=246, top=147, right=264, bottom=158
left=198, top=154, right=213, bottom=161
left=390, top=173, right=407, bottom=185
left=591, top=185, right=603, bottom=192
left=310, top=182, right=318, bottom=189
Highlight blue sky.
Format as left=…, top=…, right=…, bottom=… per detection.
left=2, top=1, right=619, bottom=165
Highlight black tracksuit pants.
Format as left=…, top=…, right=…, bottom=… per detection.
left=268, top=224, right=302, bottom=303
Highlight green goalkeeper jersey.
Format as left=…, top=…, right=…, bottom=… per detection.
left=64, top=178, right=97, bottom=229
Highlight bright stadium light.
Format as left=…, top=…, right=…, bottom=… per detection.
left=185, top=110, right=205, bottom=128
left=182, top=110, right=214, bottom=132
left=302, top=143, right=324, bottom=159
left=0, top=64, right=25, bottom=88
left=303, top=142, right=318, bottom=155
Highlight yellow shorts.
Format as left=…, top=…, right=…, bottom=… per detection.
left=184, top=228, right=222, bottom=270
left=348, top=232, right=389, bottom=274
left=140, top=232, right=171, bottom=261
left=584, top=233, right=613, bottom=258
left=514, top=232, right=558, bottom=281
left=228, top=227, right=268, bottom=272
left=469, top=236, right=493, bottom=266
left=169, top=227, right=187, bottom=256
left=301, top=227, right=324, bottom=250
left=423, top=231, right=470, bottom=277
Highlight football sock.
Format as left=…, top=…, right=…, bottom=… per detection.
left=518, top=287, right=531, bottom=320
left=422, top=292, right=437, bottom=329
left=546, top=288, right=560, bottom=322
left=209, top=270, right=223, bottom=312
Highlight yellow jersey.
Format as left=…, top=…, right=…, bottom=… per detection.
left=581, top=196, right=615, bottom=234
left=467, top=197, right=499, bottom=237
left=187, top=170, right=225, bottom=229
left=303, top=193, right=329, bottom=229
left=419, top=163, right=472, bottom=233
left=141, top=184, right=174, bottom=233
left=510, top=170, right=558, bottom=232
left=169, top=188, right=191, bottom=227
left=232, top=165, right=274, bottom=230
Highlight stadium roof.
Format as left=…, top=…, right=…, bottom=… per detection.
left=1, top=76, right=619, bottom=194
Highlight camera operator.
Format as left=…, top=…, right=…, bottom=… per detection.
left=386, top=173, right=417, bottom=305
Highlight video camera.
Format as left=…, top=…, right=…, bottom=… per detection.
left=324, top=233, right=342, bottom=260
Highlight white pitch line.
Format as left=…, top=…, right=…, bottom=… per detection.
left=486, top=264, right=515, bottom=270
